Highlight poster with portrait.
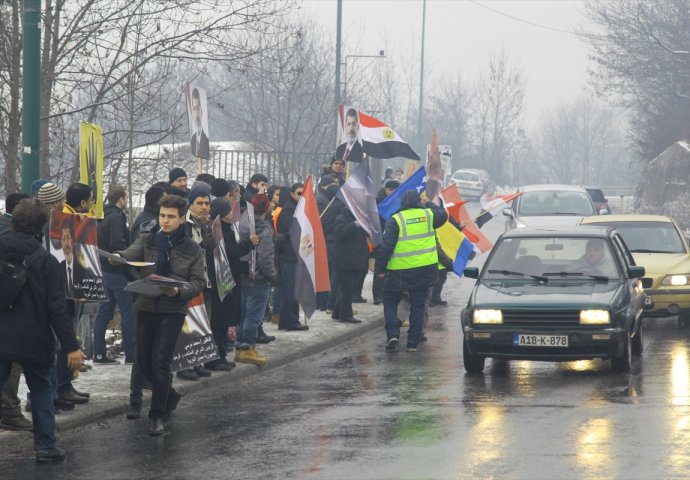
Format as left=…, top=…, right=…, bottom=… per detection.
left=171, top=293, right=219, bottom=372
left=79, top=121, right=104, bottom=219
left=184, top=81, right=210, bottom=160
left=336, top=104, right=364, bottom=163
left=49, top=211, right=107, bottom=301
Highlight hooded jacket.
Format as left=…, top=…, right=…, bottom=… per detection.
left=98, top=203, right=131, bottom=274
left=131, top=204, right=158, bottom=241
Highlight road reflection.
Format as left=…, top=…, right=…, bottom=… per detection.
left=666, top=342, right=690, bottom=475
left=575, top=417, right=614, bottom=479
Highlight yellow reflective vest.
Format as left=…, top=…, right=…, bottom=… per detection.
left=387, top=208, right=438, bottom=270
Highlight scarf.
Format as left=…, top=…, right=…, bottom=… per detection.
left=154, top=227, right=186, bottom=276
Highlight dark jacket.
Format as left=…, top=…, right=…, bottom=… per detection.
left=131, top=205, right=158, bottom=241
left=239, top=214, right=277, bottom=282
left=0, top=214, right=11, bottom=237
left=242, top=185, right=260, bottom=204
left=0, top=232, right=80, bottom=365
left=275, top=197, right=298, bottom=263
left=98, top=204, right=131, bottom=274
left=375, top=203, right=448, bottom=291
left=117, top=229, right=206, bottom=315
left=316, top=189, right=344, bottom=259
left=333, top=209, right=369, bottom=271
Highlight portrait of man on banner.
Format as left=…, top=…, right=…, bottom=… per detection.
left=185, top=82, right=210, bottom=160
left=336, top=105, right=364, bottom=163
left=171, top=293, right=219, bottom=372
left=49, top=211, right=107, bottom=301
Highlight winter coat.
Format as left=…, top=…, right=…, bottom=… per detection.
left=117, top=230, right=206, bottom=315
left=275, top=197, right=298, bottom=263
left=0, top=214, right=12, bottom=237
left=242, top=185, right=260, bottom=204
left=0, top=232, right=80, bottom=365
left=131, top=205, right=158, bottom=241
left=333, top=209, right=369, bottom=271
left=98, top=204, right=132, bottom=274
left=316, top=189, right=344, bottom=259
left=375, top=203, right=448, bottom=292
left=239, top=214, right=277, bottom=283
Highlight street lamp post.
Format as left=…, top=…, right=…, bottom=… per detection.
left=342, top=52, right=386, bottom=105
left=416, top=0, right=427, bottom=158
left=21, top=0, right=41, bottom=193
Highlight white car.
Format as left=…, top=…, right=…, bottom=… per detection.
left=451, top=169, right=493, bottom=200
left=504, top=184, right=597, bottom=231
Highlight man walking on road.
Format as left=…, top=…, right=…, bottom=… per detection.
left=375, top=190, right=447, bottom=352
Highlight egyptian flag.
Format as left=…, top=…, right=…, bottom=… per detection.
left=290, top=176, right=331, bottom=319
left=439, top=183, right=469, bottom=224
left=336, top=104, right=419, bottom=162
left=475, top=193, right=522, bottom=228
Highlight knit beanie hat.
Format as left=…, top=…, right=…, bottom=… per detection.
left=31, top=179, right=51, bottom=198
left=169, top=167, right=187, bottom=183
left=37, top=182, right=65, bottom=204
left=251, top=194, right=270, bottom=215
left=211, top=178, right=230, bottom=198
left=210, top=198, right=231, bottom=219
left=187, top=181, right=212, bottom=205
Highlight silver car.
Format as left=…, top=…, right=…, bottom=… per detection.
left=504, top=184, right=598, bottom=231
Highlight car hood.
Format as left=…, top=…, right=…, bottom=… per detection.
left=473, top=280, right=621, bottom=308
left=516, top=215, right=586, bottom=228
left=631, top=252, right=690, bottom=276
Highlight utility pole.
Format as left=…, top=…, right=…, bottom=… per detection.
left=334, top=0, right=343, bottom=148
left=21, top=0, right=41, bottom=193
left=416, top=0, right=427, bottom=158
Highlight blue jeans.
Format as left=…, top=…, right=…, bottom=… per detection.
left=237, top=277, right=271, bottom=347
left=94, top=271, right=136, bottom=358
left=0, top=359, right=56, bottom=452
left=384, top=288, right=429, bottom=347
left=271, top=287, right=282, bottom=314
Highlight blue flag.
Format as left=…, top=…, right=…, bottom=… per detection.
left=377, top=166, right=427, bottom=221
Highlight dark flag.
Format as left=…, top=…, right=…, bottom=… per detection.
left=336, top=158, right=383, bottom=247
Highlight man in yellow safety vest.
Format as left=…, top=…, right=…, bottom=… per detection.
left=374, top=190, right=448, bottom=352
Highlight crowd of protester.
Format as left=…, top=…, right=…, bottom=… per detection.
left=0, top=159, right=456, bottom=459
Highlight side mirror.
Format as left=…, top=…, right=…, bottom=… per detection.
left=502, top=208, right=513, bottom=217
left=627, top=265, right=645, bottom=278
left=464, top=267, right=479, bottom=279
left=599, top=208, right=609, bottom=215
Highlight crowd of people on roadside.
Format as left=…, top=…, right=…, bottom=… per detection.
left=0, top=155, right=458, bottom=460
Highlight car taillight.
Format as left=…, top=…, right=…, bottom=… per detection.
left=598, top=202, right=606, bottom=209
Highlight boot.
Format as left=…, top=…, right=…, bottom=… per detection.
left=248, top=347, right=268, bottom=366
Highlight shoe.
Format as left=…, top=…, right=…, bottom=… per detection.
left=420, top=335, right=428, bottom=343
left=126, top=404, right=141, bottom=420
left=353, top=309, right=359, bottom=315
left=430, top=299, right=448, bottom=306
left=326, top=309, right=333, bottom=315
left=194, top=366, right=212, bottom=378
left=70, top=386, right=90, bottom=399
left=352, top=296, right=367, bottom=303
left=339, top=317, right=362, bottom=324
left=235, top=348, right=267, bottom=366
left=149, top=418, right=165, bottom=436
left=58, top=391, right=89, bottom=405
left=205, top=361, right=234, bottom=372
left=163, top=390, right=182, bottom=420
left=78, top=362, right=92, bottom=372
left=407, top=344, right=418, bottom=352
left=385, top=337, right=399, bottom=351
left=271, top=313, right=280, bottom=324
left=373, top=298, right=383, bottom=305
left=401, top=320, right=410, bottom=328
left=176, top=370, right=199, bottom=381
left=285, top=324, right=309, bottom=331
left=36, top=447, right=66, bottom=463
left=124, top=357, right=134, bottom=364
left=0, top=416, right=33, bottom=431
left=256, top=327, right=276, bottom=344
left=94, top=354, right=119, bottom=364
left=54, top=399, right=75, bottom=411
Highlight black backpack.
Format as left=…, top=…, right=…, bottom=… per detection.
left=0, top=248, right=46, bottom=311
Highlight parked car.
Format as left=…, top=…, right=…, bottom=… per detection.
left=450, top=168, right=494, bottom=200
left=503, top=184, right=597, bottom=231
left=580, top=214, right=690, bottom=323
left=584, top=186, right=611, bottom=214
left=461, top=226, right=646, bottom=373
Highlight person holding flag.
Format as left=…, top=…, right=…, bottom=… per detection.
left=375, top=190, right=447, bottom=352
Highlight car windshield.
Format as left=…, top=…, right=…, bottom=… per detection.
left=454, top=171, right=480, bottom=182
left=517, top=191, right=595, bottom=216
left=594, top=221, right=687, bottom=254
left=484, top=236, right=620, bottom=280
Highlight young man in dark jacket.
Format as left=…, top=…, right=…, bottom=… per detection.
left=94, top=184, right=136, bottom=364
left=243, top=173, right=268, bottom=203
left=131, top=182, right=171, bottom=241
left=116, top=195, right=206, bottom=436
left=236, top=194, right=277, bottom=365
left=0, top=199, right=83, bottom=462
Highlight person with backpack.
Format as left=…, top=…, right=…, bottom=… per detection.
left=0, top=199, right=83, bottom=462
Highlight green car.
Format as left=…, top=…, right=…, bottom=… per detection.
left=461, top=226, right=647, bottom=374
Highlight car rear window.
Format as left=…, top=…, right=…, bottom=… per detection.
left=454, top=171, right=480, bottom=182
left=518, top=191, right=595, bottom=216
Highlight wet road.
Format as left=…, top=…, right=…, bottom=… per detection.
left=5, top=211, right=690, bottom=478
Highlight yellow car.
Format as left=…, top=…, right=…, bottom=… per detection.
left=581, top=214, right=690, bottom=321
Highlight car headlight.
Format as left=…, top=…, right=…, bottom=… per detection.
left=579, top=309, right=610, bottom=325
left=662, top=275, right=690, bottom=286
left=473, top=309, right=503, bottom=324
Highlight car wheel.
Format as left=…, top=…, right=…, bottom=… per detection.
left=611, top=332, right=632, bottom=373
left=463, top=340, right=485, bottom=374
left=631, top=326, right=643, bottom=357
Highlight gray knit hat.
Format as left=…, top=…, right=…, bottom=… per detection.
left=37, top=182, right=65, bottom=204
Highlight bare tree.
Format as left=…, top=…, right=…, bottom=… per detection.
left=0, top=2, right=22, bottom=194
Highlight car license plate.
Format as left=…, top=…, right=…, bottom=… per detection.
left=513, top=334, right=568, bottom=347
left=644, top=296, right=652, bottom=306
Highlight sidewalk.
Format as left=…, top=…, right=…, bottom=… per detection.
left=1, top=294, right=385, bottom=436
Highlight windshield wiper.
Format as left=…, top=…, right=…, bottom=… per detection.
left=551, top=212, right=581, bottom=215
left=487, top=269, right=548, bottom=283
left=630, top=248, right=671, bottom=253
left=543, top=271, right=609, bottom=282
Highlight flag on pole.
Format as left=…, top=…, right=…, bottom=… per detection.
left=377, top=166, right=427, bottom=221
left=439, top=184, right=469, bottom=224
left=79, top=121, right=104, bottom=219
left=336, top=158, right=383, bottom=246
left=425, top=129, right=444, bottom=203
left=457, top=202, right=493, bottom=254
left=436, top=221, right=475, bottom=276
left=475, top=193, right=521, bottom=229
left=336, top=105, right=420, bottom=162
left=290, top=176, right=331, bottom=319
